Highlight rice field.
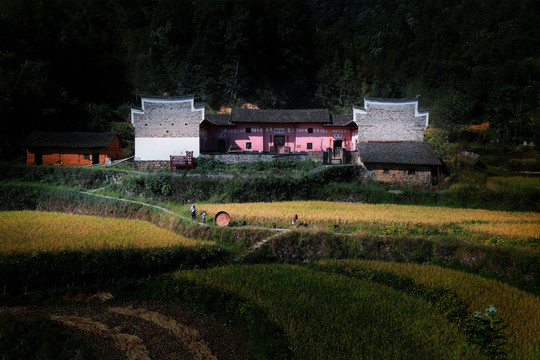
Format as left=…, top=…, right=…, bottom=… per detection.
left=200, top=201, right=540, bottom=240
left=0, top=211, right=211, bottom=253
left=316, top=259, right=540, bottom=360
left=488, top=176, right=540, bottom=187
left=176, top=264, right=481, bottom=359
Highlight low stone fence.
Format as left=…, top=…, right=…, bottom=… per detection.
left=200, top=152, right=313, bottom=165
left=133, top=151, right=357, bottom=169
left=133, top=160, right=170, bottom=170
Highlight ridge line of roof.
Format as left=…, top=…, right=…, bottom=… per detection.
left=139, top=94, right=195, bottom=100
left=364, top=97, right=420, bottom=102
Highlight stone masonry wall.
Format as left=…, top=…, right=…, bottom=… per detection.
left=201, top=153, right=309, bottom=165
left=366, top=164, right=432, bottom=186
left=133, top=160, right=171, bottom=170
left=355, top=102, right=427, bottom=142
left=133, top=99, right=203, bottom=139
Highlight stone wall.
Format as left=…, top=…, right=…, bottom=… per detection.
left=133, top=160, right=171, bottom=170
left=201, top=152, right=309, bottom=165
left=354, top=99, right=428, bottom=142
left=132, top=98, right=203, bottom=139
left=365, top=164, right=433, bottom=186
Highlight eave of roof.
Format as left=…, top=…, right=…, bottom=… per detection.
left=204, top=114, right=233, bottom=126
left=25, top=131, right=117, bottom=148
left=139, top=94, right=195, bottom=101
left=328, top=114, right=355, bottom=127
left=230, top=108, right=331, bottom=123
left=364, top=97, right=420, bottom=103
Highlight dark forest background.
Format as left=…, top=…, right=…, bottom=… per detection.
left=1, top=0, right=539, bottom=158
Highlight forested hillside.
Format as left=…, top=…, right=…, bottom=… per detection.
left=1, top=0, right=538, bottom=157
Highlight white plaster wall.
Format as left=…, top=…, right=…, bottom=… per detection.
left=134, top=137, right=200, bottom=160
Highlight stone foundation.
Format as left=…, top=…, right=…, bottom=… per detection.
left=133, top=160, right=171, bottom=170
left=200, top=152, right=309, bottom=165
left=366, top=164, right=433, bottom=186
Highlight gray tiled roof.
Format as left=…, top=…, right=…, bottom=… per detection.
left=329, top=114, right=354, bottom=126
left=204, top=114, right=232, bottom=125
left=140, top=94, right=195, bottom=100
left=364, top=97, right=420, bottom=102
left=358, top=142, right=442, bottom=166
left=230, top=108, right=331, bottom=123
left=25, top=131, right=118, bottom=148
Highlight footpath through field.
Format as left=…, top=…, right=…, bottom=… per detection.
left=81, top=191, right=290, bottom=258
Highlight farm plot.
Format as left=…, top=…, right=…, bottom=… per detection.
left=1, top=302, right=247, bottom=360
left=315, top=259, right=540, bottom=360
left=200, top=201, right=540, bottom=241
left=0, top=211, right=212, bottom=253
left=175, top=264, right=481, bottom=360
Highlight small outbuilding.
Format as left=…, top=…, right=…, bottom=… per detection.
left=358, top=142, right=442, bottom=186
left=26, top=131, right=122, bottom=166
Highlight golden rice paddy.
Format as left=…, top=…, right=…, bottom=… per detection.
left=0, top=211, right=211, bottom=253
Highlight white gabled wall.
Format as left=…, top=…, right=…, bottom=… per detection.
left=131, top=96, right=204, bottom=161
left=134, top=137, right=200, bottom=160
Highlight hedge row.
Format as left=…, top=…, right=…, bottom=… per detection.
left=0, top=182, right=271, bottom=247
left=0, top=246, right=226, bottom=295
left=244, top=230, right=540, bottom=294
left=2, top=162, right=538, bottom=211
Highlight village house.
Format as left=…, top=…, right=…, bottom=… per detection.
left=131, top=95, right=204, bottom=166
left=131, top=95, right=442, bottom=185
left=26, top=131, right=122, bottom=166
left=201, top=108, right=356, bottom=155
left=353, top=97, right=441, bottom=186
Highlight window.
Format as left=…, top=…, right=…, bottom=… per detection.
left=308, top=128, right=313, bottom=133
left=246, top=142, right=252, bottom=149
left=84, top=154, right=91, bottom=160
left=246, top=127, right=251, bottom=133
left=408, top=169, right=416, bottom=175
left=307, top=143, right=313, bottom=150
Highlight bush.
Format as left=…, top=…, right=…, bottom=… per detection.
left=0, top=246, right=226, bottom=294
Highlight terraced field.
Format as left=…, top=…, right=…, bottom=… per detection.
left=0, top=211, right=213, bottom=253
left=200, top=201, right=540, bottom=242
left=1, top=204, right=538, bottom=359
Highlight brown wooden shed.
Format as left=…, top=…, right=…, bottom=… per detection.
left=26, top=131, right=122, bottom=166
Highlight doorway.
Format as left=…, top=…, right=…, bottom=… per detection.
left=92, top=153, right=100, bottom=165
left=274, top=135, right=285, bottom=153
left=217, top=139, right=226, bottom=152
left=35, top=152, right=43, bottom=165
left=333, top=140, right=343, bottom=158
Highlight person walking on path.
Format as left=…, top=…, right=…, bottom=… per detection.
left=190, top=204, right=196, bottom=221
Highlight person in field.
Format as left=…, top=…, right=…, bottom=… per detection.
left=202, top=211, right=206, bottom=224
left=292, top=213, right=298, bottom=225
left=190, top=204, right=196, bottom=221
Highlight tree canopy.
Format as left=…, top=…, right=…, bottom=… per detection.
left=1, top=0, right=538, bottom=157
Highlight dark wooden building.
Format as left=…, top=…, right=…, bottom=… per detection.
left=358, top=142, right=442, bottom=186
left=26, top=131, right=122, bottom=166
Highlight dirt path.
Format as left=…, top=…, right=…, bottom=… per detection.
left=2, top=301, right=248, bottom=360
left=81, top=191, right=292, bottom=253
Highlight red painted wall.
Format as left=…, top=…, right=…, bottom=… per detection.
left=202, top=122, right=356, bottom=153
left=27, top=136, right=122, bottom=165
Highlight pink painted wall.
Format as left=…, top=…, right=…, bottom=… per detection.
left=202, top=123, right=356, bottom=153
